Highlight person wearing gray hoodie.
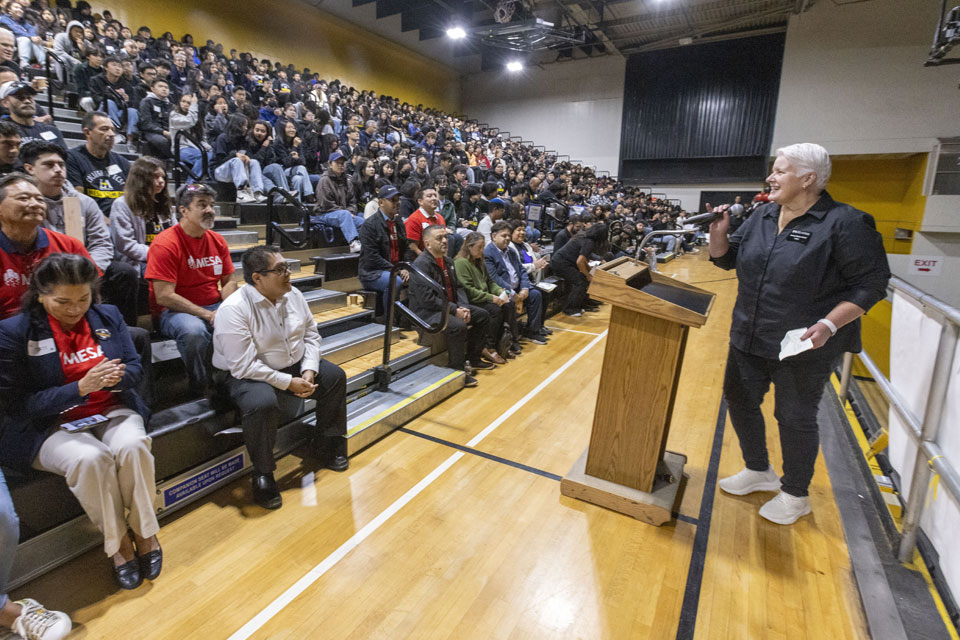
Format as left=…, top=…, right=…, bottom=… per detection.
left=52, top=20, right=89, bottom=83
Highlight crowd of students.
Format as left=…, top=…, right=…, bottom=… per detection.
left=0, top=2, right=720, bottom=638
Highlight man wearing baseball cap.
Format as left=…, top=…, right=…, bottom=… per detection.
left=477, top=196, right=506, bottom=244
left=312, top=150, right=365, bottom=253
left=0, top=81, right=66, bottom=150
left=358, top=184, right=409, bottom=317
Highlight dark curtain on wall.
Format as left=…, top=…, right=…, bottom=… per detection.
left=618, top=33, right=786, bottom=184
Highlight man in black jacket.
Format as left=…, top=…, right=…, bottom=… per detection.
left=75, top=47, right=104, bottom=112
left=408, top=224, right=492, bottom=386
left=137, top=78, right=172, bottom=159
left=358, top=184, right=409, bottom=317
left=89, top=56, right=139, bottom=142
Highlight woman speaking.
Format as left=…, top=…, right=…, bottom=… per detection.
left=709, top=143, right=890, bottom=525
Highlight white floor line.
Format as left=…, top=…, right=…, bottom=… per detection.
left=227, top=329, right=608, bottom=640
left=544, top=325, right=603, bottom=336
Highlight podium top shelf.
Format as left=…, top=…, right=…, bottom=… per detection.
left=587, top=256, right=716, bottom=328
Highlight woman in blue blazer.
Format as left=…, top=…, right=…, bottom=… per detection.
left=0, top=254, right=161, bottom=591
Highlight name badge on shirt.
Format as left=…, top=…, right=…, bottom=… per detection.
left=107, top=164, right=122, bottom=175
left=40, top=130, right=57, bottom=141
left=213, top=263, right=223, bottom=275
left=154, top=105, right=161, bottom=113
left=786, top=229, right=812, bottom=244
left=27, top=338, right=56, bottom=356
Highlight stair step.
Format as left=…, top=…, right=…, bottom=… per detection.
left=219, top=230, right=260, bottom=247
left=303, top=288, right=348, bottom=313
left=320, top=323, right=399, bottom=365
left=314, top=305, right=375, bottom=338
left=214, top=217, right=238, bottom=230
left=344, top=364, right=464, bottom=455
left=311, top=252, right=359, bottom=281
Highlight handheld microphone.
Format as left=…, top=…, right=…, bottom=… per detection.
left=683, top=210, right=724, bottom=226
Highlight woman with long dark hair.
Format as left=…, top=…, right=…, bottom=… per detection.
left=351, top=156, right=378, bottom=216
left=109, top=157, right=175, bottom=274
left=275, top=119, right=313, bottom=202
left=0, top=254, right=161, bottom=590
left=212, top=113, right=267, bottom=203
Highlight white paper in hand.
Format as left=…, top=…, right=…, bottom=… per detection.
left=779, top=328, right=813, bottom=361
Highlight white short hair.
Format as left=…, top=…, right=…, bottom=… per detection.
left=776, top=143, right=831, bottom=192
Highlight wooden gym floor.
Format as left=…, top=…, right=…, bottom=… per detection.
left=14, top=253, right=869, bottom=639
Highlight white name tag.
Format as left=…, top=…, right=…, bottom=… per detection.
left=107, top=164, right=122, bottom=175
left=153, top=105, right=161, bottom=113
left=40, top=130, right=57, bottom=141
left=213, top=263, right=222, bottom=275
left=27, top=338, right=56, bottom=356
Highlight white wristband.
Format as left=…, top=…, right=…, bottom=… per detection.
left=817, top=318, right=838, bottom=336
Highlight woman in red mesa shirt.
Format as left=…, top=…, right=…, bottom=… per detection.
left=0, top=254, right=161, bottom=591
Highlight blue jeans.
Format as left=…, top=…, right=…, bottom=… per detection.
left=525, top=225, right=541, bottom=243
left=179, top=146, right=212, bottom=183
left=107, top=99, right=138, bottom=136
left=214, top=157, right=265, bottom=193
left=521, top=287, right=544, bottom=334
left=360, top=271, right=403, bottom=316
left=0, top=469, right=18, bottom=610
left=260, top=163, right=290, bottom=201
left=285, top=165, right=312, bottom=200
left=159, top=303, right=220, bottom=389
left=310, top=210, right=364, bottom=243
left=16, top=36, right=45, bottom=66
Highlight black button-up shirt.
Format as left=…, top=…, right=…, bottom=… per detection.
left=711, top=191, right=890, bottom=361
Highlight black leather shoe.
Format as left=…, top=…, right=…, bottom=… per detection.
left=138, top=547, right=163, bottom=581
left=114, top=558, right=143, bottom=590
left=540, top=326, right=554, bottom=335
left=252, top=473, right=282, bottom=510
left=324, top=455, right=349, bottom=472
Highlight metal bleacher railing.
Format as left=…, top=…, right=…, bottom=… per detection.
left=838, top=276, right=960, bottom=562
left=172, top=130, right=209, bottom=191
left=42, top=51, right=62, bottom=125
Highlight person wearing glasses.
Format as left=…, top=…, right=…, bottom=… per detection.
left=212, top=245, right=348, bottom=510
left=145, top=183, right=237, bottom=393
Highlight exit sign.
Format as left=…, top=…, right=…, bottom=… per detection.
left=908, top=256, right=943, bottom=276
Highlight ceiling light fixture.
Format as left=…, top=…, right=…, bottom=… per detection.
left=506, top=60, right=523, bottom=72
left=446, top=26, right=467, bottom=40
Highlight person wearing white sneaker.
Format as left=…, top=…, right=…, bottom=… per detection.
left=709, top=143, right=890, bottom=524
left=1, top=470, right=71, bottom=640
left=212, top=115, right=268, bottom=205
left=310, top=151, right=365, bottom=249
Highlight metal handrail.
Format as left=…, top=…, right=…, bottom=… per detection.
left=264, top=187, right=313, bottom=249
left=837, top=276, right=960, bottom=562
left=172, top=129, right=209, bottom=190
left=376, top=259, right=450, bottom=391
left=42, top=51, right=63, bottom=125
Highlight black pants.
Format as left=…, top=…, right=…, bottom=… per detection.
left=445, top=303, right=489, bottom=371
left=222, top=360, right=347, bottom=474
left=723, top=346, right=835, bottom=497
left=474, top=300, right=516, bottom=350
left=101, top=261, right=140, bottom=326
left=142, top=132, right=172, bottom=159
left=128, top=326, right=154, bottom=407
left=552, top=261, right=588, bottom=314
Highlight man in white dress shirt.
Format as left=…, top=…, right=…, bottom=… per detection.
left=212, top=245, right=348, bottom=509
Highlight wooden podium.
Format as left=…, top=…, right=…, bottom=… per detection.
left=560, top=256, right=715, bottom=525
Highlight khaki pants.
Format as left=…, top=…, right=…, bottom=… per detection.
left=33, top=408, right=159, bottom=557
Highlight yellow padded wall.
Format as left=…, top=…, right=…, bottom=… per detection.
left=103, top=0, right=461, bottom=113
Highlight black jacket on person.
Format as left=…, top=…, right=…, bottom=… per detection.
left=138, top=92, right=171, bottom=135
left=211, top=132, right=245, bottom=170
left=73, top=61, right=102, bottom=98
left=358, top=210, right=407, bottom=281
left=315, top=167, right=356, bottom=214
left=245, top=136, right=283, bottom=168
left=408, top=250, right=467, bottom=325
left=88, top=72, right=137, bottom=109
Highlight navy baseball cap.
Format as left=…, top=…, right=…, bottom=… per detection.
left=489, top=197, right=507, bottom=208
left=378, top=184, right=400, bottom=199
left=328, top=150, right=345, bottom=164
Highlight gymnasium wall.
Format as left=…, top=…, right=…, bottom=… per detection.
left=101, top=0, right=461, bottom=113
left=459, top=56, right=625, bottom=175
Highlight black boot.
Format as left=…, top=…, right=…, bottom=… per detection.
left=251, top=472, right=282, bottom=509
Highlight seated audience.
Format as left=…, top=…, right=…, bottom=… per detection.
left=0, top=2, right=44, bottom=68
left=358, top=184, right=408, bottom=317
left=246, top=119, right=295, bottom=202
left=477, top=196, right=505, bottom=243
left=212, top=245, right=348, bottom=510
left=136, top=77, right=172, bottom=159
left=404, top=186, right=444, bottom=258
left=275, top=118, right=313, bottom=203
left=483, top=221, right=547, bottom=344
left=0, top=467, right=72, bottom=639
left=312, top=150, right=364, bottom=253
left=169, top=93, right=212, bottom=183
left=0, top=119, right=18, bottom=174
left=454, top=231, right=520, bottom=363
left=0, top=253, right=161, bottom=591
left=0, top=81, right=66, bottom=149
left=109, top=156, right=175, bottom=278
left=510, top=221, right=548, bottom=286
left=74, top=47, right=105, bottom=111
left=551, top=223, right=607, bottom=317
left=409, top=225, right=493, bottom=387
left=145, top=183, right=237, bottom=391
left=66, top=111, right=131, bottom=216
left=211, top=113, right=267, bottom=204
left=88, top=56, right=139, bottom=142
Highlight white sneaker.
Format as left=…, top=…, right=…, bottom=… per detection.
left=349, top=239, right=361, bottom=253
left=236, top=188, right=256, bottom=204
left=11, top=599, right=71, bottom=640
left=253, top=191, right=269, bottom=203
left=718, top=465, right=780, bottom=496
left=759, top=491, right=812, bottom=525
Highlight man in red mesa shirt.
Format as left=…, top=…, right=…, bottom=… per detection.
left=145, top=183, right=237, bottom=392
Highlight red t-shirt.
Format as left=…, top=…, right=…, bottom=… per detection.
left=145, top=224, right=234, bottom=314
left=404, top=208, right=445, bottom=251
left=386, top=218, right=400, bottom=264
left=49, top=315, right=117, bottom=423
left=0, top=228, right=96, bottom=320
left=435, top=256, right=455, bottom=302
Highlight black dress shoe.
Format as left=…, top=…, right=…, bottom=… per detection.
left=540, top=326, right=553, bottom=335
left=325, top=455, right=349, bottom=472
left=252, top=473, right=282, bottom=510
left=114, top=558, right=143, bottom=590
left=138, top=547, right=163, bottom=581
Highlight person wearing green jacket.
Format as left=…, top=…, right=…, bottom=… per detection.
left=454, top=231, right=521, bottom=362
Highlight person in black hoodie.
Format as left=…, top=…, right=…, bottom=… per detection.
left=137, top=77, right=172, bottom=159
left=211, top=113, right=267, bottom=204
left=89, top=55, right=139, bottom=142
left=275, top=118, right=313, bottom=203
left=351, top=156, right=377, bottom=215
left=75, top=46, right=103, bottom=112
left=244, top=119, right=293, bottom=202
